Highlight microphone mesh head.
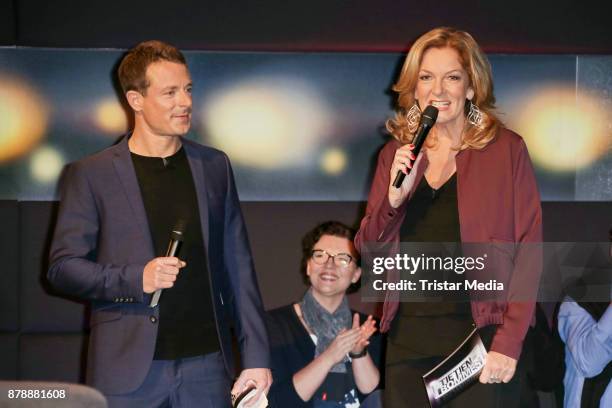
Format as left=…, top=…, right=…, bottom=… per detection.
left=171, top=219, right=186, bottom=240
left=421, top=105, right=439, bottom=126
left=173, top=219, right=186, bottom=234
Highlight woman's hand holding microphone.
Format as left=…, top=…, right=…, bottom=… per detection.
left=388, top=144, right=424, bottom=208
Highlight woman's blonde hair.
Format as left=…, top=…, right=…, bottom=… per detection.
left=386, top=27, right=501, bottom=150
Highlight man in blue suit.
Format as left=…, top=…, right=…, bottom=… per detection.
left=48, top=40, right=271, bottom=407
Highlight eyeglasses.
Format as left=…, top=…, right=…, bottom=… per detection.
left=311, top=249, right=354, bottom=268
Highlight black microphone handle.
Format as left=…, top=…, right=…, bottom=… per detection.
left=392, top=123, right=431, bottom=188
left=392, top=164, right=408, bottom=188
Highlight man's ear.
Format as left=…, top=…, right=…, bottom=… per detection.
left=126, top=90, right=143, bottom=112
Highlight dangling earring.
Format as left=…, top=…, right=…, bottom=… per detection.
left=467, top=100, right=485, bottom=129
left=406, top=103, right=421, bottom=133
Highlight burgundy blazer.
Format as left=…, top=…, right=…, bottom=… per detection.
left=355, top=128, right=542, bottom=360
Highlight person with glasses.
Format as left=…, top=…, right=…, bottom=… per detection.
left=265, top=221, right=383, bottom=407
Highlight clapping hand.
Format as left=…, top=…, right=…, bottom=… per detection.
left=322, top=314, right=378, bottom=365
left=350, top=314, right=377, bottom=355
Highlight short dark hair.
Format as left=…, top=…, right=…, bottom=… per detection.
left=117, top=40, right=186, bottom=95
left=300, top=221, right=358, bottom=280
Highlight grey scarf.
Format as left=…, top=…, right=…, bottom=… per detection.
left=300, top=288, right=352, bottom=373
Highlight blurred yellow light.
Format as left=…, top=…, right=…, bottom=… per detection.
left=515, top=87, right=608, bottom=172
left=202, top=79, right=330, bottom=169
left=320, top=148, right=347, bottom=175
left=30, top=146, right=65, bottom=184
left=94, top=98, right=128, bottom=134
left=0, top=76, right=49, bottom=163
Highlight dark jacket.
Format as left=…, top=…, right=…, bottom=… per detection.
left=48, top=136, right=270, bottom=394
left=355, top=128, right=542, bottom=360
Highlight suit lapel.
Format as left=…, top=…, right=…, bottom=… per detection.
left=183, top=140, right=210, bottom=253
left=111, top=136, right=155, bottom=256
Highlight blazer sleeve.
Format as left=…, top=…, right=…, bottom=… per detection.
left=47, top=161, right=146, bottom=302
left=490, top=139, right=543, bottom=360
left=222, top=154, right=271, bottom=370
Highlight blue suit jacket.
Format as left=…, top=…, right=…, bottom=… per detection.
left=48, top=136, right=270, bottom=394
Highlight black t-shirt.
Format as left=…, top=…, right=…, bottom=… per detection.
left=131, top=146, right=220, bottom=359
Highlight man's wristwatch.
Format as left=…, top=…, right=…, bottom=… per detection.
left=348, top=348, right=368, bottom=359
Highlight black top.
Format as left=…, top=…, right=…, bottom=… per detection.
left=391, top=173, right=473, bottom=359
left=399, top=173, right=461, bottom=243
left=131, top=146, right=220, bottom=359
left=265, top=304, right=384, bottom=407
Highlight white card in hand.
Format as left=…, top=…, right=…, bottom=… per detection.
left=232, top=386, right=268, bottom=408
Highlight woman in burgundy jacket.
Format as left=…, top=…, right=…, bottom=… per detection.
left=355, top=27, right=542, bottom=407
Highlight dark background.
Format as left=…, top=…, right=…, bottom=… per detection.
left=2, top=0, right=611, bottom=53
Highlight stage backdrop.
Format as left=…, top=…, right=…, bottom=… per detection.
left=0, top=49, right=611, bottom=201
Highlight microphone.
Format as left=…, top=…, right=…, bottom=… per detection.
left=392, top=105, right=438, bottom=188
left=149, top=221, right=185, bottom=308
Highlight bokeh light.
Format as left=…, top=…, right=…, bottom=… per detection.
left=0, top=76, right=49, bottom=163
left=320, top=148, right=347, bottom=175
left=94, top=97, right=128, bottom=134
left=30, top=146, right=65, bottom=184
left=201, top=78, right=331, bottom=169
left=515, top=86, right=608, bottom=172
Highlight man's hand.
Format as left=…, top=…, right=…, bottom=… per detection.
left=231, top=368, right=272, bottom=407
left=142, top=257, right=186, bottom=294
left=479, top=351, right=517, bottom=384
